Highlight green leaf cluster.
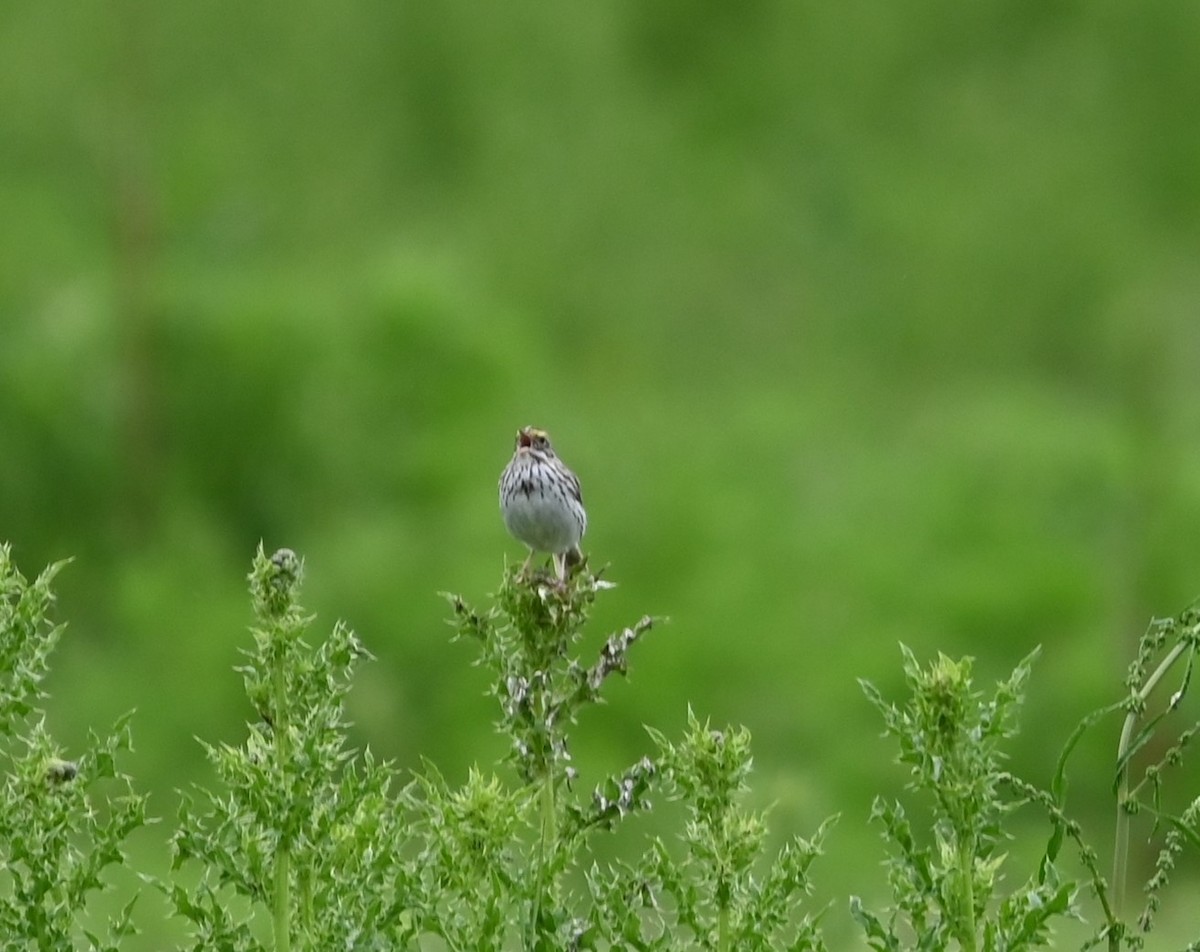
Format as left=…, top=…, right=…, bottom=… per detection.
left=168, top=547, right=407, bottom=950
left=0, top=545, right=150, bottom=950
left=3, top=542, right=1200, bottom=950
left=163, top=553, right=831, bottom=951
left=854, top=647, right=1079, bottom=952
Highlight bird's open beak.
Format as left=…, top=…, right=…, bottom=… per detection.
left=516, top=429, right=533, bottom=449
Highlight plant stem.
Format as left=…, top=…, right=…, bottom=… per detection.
left=958, top=835, right=978, bottom=952
left=520, top=761, right=562, bottom=950
left=717, top=901, right=730, bottom=952
left=273, top=646, right=292, bottom=952
left=275, top=846, right=292, bottom=952
left=528, top=770, right=557, bottom=944
left=541, top=768, right=558, bottom=857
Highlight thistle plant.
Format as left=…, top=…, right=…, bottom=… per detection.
left=855, top=629, right=1200, bottom=952
left=154, top=549, right=831, bottom=951
left=440, top=565, right=833, bottom=952
left=17, top=537, right=1195, bottom=951
left=167, top=546, right=410, bottom=950
left=0, top=544, right=149, bottom=950
left=853, top=648, right=1078, bottom=952
left=585, top=711, right=834, bottom=952
left=438, top=566, right=659, bottom=949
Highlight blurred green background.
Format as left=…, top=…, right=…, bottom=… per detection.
left=3, top=0, right=1200, bottom=946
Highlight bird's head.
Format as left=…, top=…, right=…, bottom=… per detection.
left=516, top=426, right=553, bottom=456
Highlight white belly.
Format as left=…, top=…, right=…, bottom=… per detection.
left=502, top=490, right=582, bottom=553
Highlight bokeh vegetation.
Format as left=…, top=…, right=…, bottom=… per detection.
left=3, top=0, right=1199, bottom=946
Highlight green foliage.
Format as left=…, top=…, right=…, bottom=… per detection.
left=853, top=648, right=1079, bottom=952
left=445, top=568, right=652, bottom=787
left=434, top=567, right=661, bottom=949
left=588, top=712, right=833, bottom=951
left=438, top=566, right=831, bottom=951
left=4, top=15, right=1200, bottom=940
left=167, top=546, right=408, bottom=950
left=6, top=3, right=1200, bottom=862
left=5, top=542, right=1200, bottom=949
left=1110, top=605, right=1200, bottom=945
left=0, top=545, right=150, bottom=950
left=854, top=633, right=1200, bottom=952
left=161, top=551, right=830, bottom=951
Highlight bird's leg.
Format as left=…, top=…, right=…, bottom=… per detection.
left=563, top=545, right=584, bottom=575
left=552, top=552, right=566, bottom=581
